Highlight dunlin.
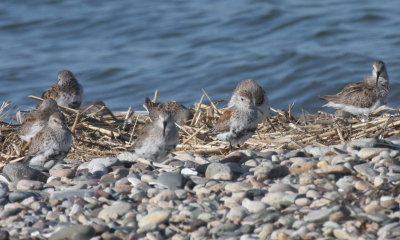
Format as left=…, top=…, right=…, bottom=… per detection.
left=228, top=79, right=270, bottom=122
left=42, top=70, right=83, bottom=109
left=24, top=112, right=72, bottom=168
left=18, top=99, right=59, bottom=141
left=320, top=60, right=389, bottom=116
left=212, top=91, right=260, bottom=149
left=143, top=97, right=193, bottom=125
left=129, top=110, right=179, bottom=162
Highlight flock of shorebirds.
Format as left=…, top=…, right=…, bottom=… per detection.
left=15, top=60, right=389, bottom=169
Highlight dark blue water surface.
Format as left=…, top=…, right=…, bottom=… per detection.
left=1, top=0, right=400, bottom=114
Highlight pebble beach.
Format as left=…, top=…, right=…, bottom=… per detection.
left=0, top=135, right=399, bottom=239
left=2, top=1, right=400, bottom=239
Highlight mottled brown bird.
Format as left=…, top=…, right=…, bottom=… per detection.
left=42, top=70, right=83, bottom=109
left=129, top=110, right=179, bottom=162
left=24, top=112, right=72, bottom=168
left=212, top=91, right=260, bottom=149
left=228, top=79, right=270, bottom=123
left=320, top=60, right=389, bottom=116
left=143, top=97, right=193, bottom=125
left=18, top=99, right=59, bottom=141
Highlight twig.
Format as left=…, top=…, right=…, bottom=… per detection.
left=122, top=107, right=132, bottom=130
left=201, top=88, right=220, bottom=114
left=71, top=112, right=81, bottom=133
left=336, top=127, right=345, bottom=143
left=129, top=116, right=139, bottom=145
left=153, top=90, right=159, bottom=103
left=266, top=117, right=277, bottom=132
left=182, top=125, right=206, bottom=145
left=191, top=94, right=205, bottom=126
left=81, top=122, right=120, bottom=138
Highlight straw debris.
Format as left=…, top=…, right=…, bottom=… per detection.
left=1, top=95, right=400, bottom=165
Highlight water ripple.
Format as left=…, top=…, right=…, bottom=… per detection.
left=1, top=0, right=400, bottom=114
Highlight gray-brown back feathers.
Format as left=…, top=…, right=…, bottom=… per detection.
left=42, top=70, right=83, bottom=109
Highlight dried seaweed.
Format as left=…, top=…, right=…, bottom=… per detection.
left=1, top=95, right=400, bottom=166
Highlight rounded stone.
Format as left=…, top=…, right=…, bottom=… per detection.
left=358, top=148, right=387, bottom=159
left=16, top=179, right=44, bottom=191
left=205, top=163, right=233, bottom=181
left=49, top=168, right=75, bottom=178
left=225, top=182, right=251, bottom=193
left=156, top=172, right=185, bottom=189
left=295, top=198, right=311, bottom=207
left=2, top=163, right=48, bottom=182
left=306, top=190, right=321, bottom=199
left=269, top=183, right=297, bottom=193
left=380, top=196, right=396, bottom=209
left=152, top=189, right=178, bottom=202
left=138, top=210, right=171, bottom=229
left=98, top=201, right=132, bottom=221
left=373, top=176, right=384, bottom=187
left=354, top=180, right=369, bottom=191
left=242, top=198, right=266, bottom=213
left=227, top=206, right=248, bottom=222
left=49, top=225, right=95, bottom=240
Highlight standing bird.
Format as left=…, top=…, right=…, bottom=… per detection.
left=17, top=99, right=59, bottom=141
left=228, top=79, right=270, bottom=123
left=320, top=60, right=389, bottom=116
left=143, top=97, right=193, bottom=125
left=129, top=111, right=179, bottom=162
left=24, top=112, right=72, bottom=168
left=212, top=91, right=260, bottom=149
left=42, top=70, right=83, bottom=109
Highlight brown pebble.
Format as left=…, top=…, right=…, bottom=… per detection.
left=49, top=168, right=75, bottom=178
left=289, top=162, right=316, bottom=174
left=354, top=180, right=369, bottom=191
left=315, top=165, right=351, bottom=174
left=317, top=160, right=329, bottom=168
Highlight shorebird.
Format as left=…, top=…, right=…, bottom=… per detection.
left=24, top=112, right=72, bottom=168
left=17, top=99, right=59, bottom=141
left=128, top=110, right=179, bottom=162
left=143, top=97, right=193, bottom=125
left=42, top=70, right=83, bottom=109
left=320, top=60, right=389, bottom=116
left=228, top=79, right=270, bottom=123
left=212, top=91, right=260, bottom=149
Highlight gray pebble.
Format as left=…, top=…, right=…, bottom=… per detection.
left=156, top=172, right=185, bottom=189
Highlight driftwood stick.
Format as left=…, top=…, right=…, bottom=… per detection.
left=81, top=122, right=120, bottom=138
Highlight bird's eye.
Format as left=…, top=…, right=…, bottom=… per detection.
left=241, top=98, right=244, bottom=101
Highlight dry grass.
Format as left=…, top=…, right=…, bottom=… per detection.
left=1, top=94, right=400, bottom=166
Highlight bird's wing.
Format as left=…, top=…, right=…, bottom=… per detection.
left=320, top=80, right=378, bottom=108
left=212, top=108, right=233, bottom=133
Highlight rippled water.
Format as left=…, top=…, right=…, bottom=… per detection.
left=1, top=0, right=400, bottom=115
